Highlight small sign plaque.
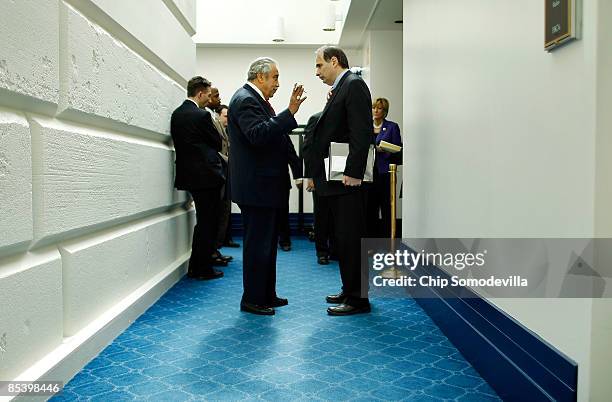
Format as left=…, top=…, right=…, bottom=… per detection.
left=545, top=0, right=581, bottom=51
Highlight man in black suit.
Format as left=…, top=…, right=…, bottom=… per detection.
left=171, top=76, right=225, bottom=280
left=304, top=46, right=373, bottom=315
left=303, top=111, right=334, bottom=265
left=228, top=57, right=306, bottom=315
left=277, top=141, right=303, bottom=252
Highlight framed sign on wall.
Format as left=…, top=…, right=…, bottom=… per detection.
left=544, top=0, right=582, bottom=51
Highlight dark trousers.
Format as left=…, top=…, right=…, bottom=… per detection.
left=313, top=192, right=333, bottom=257
left=278, top=206, right=291, bottom=246
left=216, top=199, right=232, bottom=248
left=326, top=190, right=369, bottom=306
left=240, top=205, right=281, bottom=305
left=189, top=187, right=222, bottom=275
left=366, top=172, right=392, bottom=237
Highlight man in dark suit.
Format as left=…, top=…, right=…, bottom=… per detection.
left=228, top=57, right=306, bottom=315
left=171, top=76, right=225, bottom=280
left=304, top=46, right=373, bottom=315
left=277, top=141, right=303, bottom=252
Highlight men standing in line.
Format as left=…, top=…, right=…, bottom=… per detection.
left=216, top=104, right=240, bottom=248
left=228, top=57, right=306, bottom=315
left=304, top=46, right=373, bottom=315
left=205, top=88, right=234, bottom=266
left=171, top=77, right=225, bottom=280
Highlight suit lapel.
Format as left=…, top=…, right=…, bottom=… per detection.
left=243, top=84, right=273, bottom=118
left=315, top=71, right=351, bottom=132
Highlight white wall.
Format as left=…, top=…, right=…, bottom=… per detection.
left=197, top=45, right=362, bottom=213
left=402, top=0, right=611, bottom=400
left=0, top=0, right=195, bottom=384
left=366, top=30, right=403, bottom=130
left=194, top=0, right=346, bottom=45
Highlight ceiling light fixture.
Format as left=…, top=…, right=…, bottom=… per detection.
left=323, top=3, right=338, bottom=31
left=272, top=16, right=285, bottom=42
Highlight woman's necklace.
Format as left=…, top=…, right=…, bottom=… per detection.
left=373, top=120, right=383, bottom=129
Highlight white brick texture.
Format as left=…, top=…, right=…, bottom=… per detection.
left=0, top=110, right=33, bottom=253
left=60, top=210, right=192, bottom=336
left=59, top=3, right=185, bottom=135
left=0, top=252, right=63, bottom=379
left=0, top=0, right=59, bottom=104
left=30, top=117, right=182, bottom=243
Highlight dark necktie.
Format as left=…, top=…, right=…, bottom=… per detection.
left=264, top=99, right=276, bottom=116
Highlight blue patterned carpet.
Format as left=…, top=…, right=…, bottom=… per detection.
left=52, top=238, right=500, bottom=401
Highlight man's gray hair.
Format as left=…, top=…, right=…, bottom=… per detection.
left=247, top=57, right=277, bottom=81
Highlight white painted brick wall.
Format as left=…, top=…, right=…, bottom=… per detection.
left=59, top=3, right=185, bottom=135
left=0, top=0, right=59, bottom=104
left=170, top=0, right=197, bottom=34
left=0, top=110, right=33, bottom=254
left=0, top=251, right=63, bottom=380
left=60, top=210, right=192, bottom=336
left=30, top=117, right=182, bottom=243
left=87, top=0, right=196, bottom=80
left=0, top=0, right=196, bottom=383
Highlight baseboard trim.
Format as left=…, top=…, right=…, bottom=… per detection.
left=410, top=262, right=578, bottom=402
left=10, top=254, right=190, bottom=402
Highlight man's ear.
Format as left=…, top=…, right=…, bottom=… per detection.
left=331, top=56, right=338, bottom=67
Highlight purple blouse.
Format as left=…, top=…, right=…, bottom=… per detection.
left=374, top=119, right=402, bottom=174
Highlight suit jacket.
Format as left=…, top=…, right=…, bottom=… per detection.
left=171, top=100, right=224, bottom=190
left=375, top=119, right=402, bottom=173
left=207, top=108, right=230, bottom=159
left=286, top=137, right=303, bottom=189
left=303, top=72, right=373, bottom=197
left=227, top=84, right=298, bottom=207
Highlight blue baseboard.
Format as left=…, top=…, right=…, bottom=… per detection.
left=230, top=213, right=314, bottom=236
left=410, top=262, right=578, bottom=401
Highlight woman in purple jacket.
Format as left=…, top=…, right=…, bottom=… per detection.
left=366, top=97, right=402, bottom=238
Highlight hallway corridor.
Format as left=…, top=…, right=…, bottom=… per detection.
left=52, top=239, right=500, bottom=401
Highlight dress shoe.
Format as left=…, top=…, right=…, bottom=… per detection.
left=279, top=243, right=291, bottom=252
left=212, top=252, right=233, bottom=262
left=327, top=303, right=371, bottom=316
left=317, top=255, right=330, bottom=265
left=188, top=269, right=224, bottom=280
left=268, top=297, right=288, bottom=308
left=223, top=240, right=240, bottom=248
left=240, top=302, right=275, bottom=315
left=326, top=292, right=347, bottom=304
left=212, top=257, right=228, bottom=267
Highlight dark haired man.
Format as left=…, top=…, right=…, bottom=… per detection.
left=171, top=76, right=225, bottom=280
left=304, top=46, right=373, bottom=315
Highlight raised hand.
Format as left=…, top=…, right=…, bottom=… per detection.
left=288, top=83, right=307, bottom=115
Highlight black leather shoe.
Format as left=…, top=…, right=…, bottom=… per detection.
left=211, top=256, right=228, bottom=266
left=268, top=297, right=288, bottom=308
left=326, top=292, right=347, bottom=304
left=327, top=303, right=371, bottom=316
left=188, top=269, right=224, bottom=280
left=317, top=256, right=330, bottom=265
left=223, top=241, right=240, bottom=248
left=220, top=254, right=233, bottom=262
left=240, top=302, right=275, bottom=315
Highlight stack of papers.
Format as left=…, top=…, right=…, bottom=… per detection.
left=378, top=141, right=402, bottom=153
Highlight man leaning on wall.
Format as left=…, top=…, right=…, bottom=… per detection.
left=171, top=77, right=225, bottom=281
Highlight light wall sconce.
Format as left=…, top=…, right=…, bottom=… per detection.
left=272, top=16, right=285, bottom=42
